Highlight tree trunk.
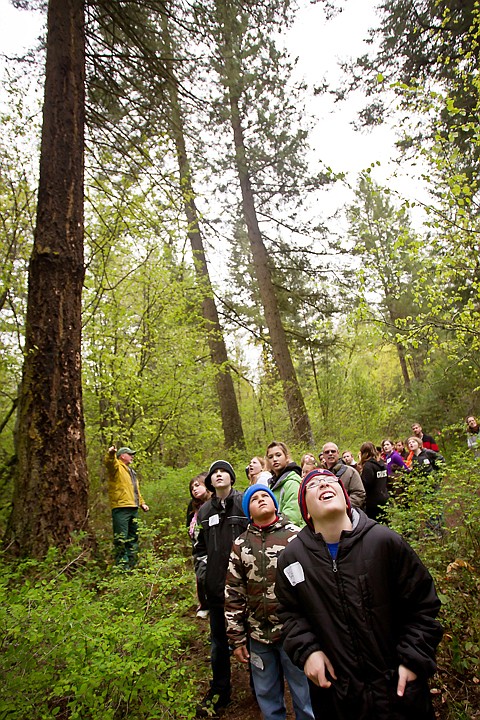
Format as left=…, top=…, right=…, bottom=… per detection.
left=395, top=340, right=411, bottom=390
left=385, top=298, right=411, bottom=391
left=228, top=94, right=313, bottom=444
left=162, top=19, right=245, bottom=450
left=5, top=0, right=89, bottom=556
left=215, top=1, right=313, bottom=445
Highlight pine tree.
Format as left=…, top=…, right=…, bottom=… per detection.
left=206, top=0, right=315, bottom=444
left=6, top=0, right=89, bottom=556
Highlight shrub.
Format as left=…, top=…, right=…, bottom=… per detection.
left=385, top=456, right=480, bottom=718
left=0, top=537, right=201, bottom=719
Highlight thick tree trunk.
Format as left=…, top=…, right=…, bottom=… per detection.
left=5, top=0, right=89, bottom=556
left=228, top=94, right=313, bottom=444
left=162, top=22, right=245, bottom=450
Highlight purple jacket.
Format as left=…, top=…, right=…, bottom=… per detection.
left=385, top=450, right=409, bottom=476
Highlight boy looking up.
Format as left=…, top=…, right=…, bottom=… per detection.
left=225, top=484, right=314, bottom=720
left=193, top=461, right=248, bottom=717
left=276, top=468, right=443, bottom=720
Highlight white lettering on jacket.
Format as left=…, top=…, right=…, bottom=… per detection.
left=284, top=561, right=305, bottom=586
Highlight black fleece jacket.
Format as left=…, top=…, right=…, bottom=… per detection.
left=275, top=510, right=442, bottom=720
left=193, top=489, right=248, bottom=606
left=361, top=458, right=388, bottom=519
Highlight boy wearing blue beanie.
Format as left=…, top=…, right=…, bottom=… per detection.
left=225, top=484, right=314, bottom=720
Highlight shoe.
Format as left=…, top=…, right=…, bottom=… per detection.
left=195, top=690, right=231, bottom=717
left=196, top=609, right=210, bottom=619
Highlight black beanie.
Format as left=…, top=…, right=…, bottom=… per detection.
left=205, top=460, right=236, bottom=491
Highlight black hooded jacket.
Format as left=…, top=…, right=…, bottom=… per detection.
left=275, top=510, right=442, bottom=720
left=193, top=489, right=248, bottom=606
left=361, top=458, right=388, bottom=519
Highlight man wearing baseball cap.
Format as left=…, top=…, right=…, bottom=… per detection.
left=275, top=468, right=442, bottom=719
left=193, top=460, right=248, bottom=716
left=104, top=445, right=149, bottom=569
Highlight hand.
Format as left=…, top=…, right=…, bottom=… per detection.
left=233, top=645, right=250, bottom=664
left=108, top=446, right=116, bottom=456
left=304, top=650, right=337, bottom=688
left=140, top=503, right=149, bottom=512
left=397, top=664, right=417, bottom=696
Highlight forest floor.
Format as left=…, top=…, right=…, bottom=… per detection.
left=191, top=612, right=296, bottom=720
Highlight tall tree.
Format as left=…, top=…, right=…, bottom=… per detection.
left=5, top=0, right=89, bottom=556
left=338, top=0, right=480, bottom=177
left=346, top=174, right=426, bottom=388
left=84, top=1, right=246, bottom=450
left=160, top=12, right=245, bottom=450
left=210, top=0, right=314, bottom=444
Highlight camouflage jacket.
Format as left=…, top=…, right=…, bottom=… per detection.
left=224, top=515, right=299, bottom=647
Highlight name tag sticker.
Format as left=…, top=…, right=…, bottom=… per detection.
left=209, top=514, right=220, bottom=526
left=284, top=561, right=305, bottom=586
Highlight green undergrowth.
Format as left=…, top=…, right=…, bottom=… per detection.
left=0, top=556, right=200, bottom=719
left=1, top=460, right=479, bottom=718
left=384, top=456, right=480, bottom=719
left=0, top=495, right=205, bottom=719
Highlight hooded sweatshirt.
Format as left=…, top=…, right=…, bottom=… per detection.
left=361, top=458, right=389, bottom=520
left=269, top=462, right=304, bottom=526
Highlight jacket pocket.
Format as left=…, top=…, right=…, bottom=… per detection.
left=386, top=672, right=433, bottom=720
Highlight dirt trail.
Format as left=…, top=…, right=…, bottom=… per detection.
left=193, top=614, right=295, bottom=719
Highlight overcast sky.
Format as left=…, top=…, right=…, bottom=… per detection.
left=0, top=0, right=425, bottom=223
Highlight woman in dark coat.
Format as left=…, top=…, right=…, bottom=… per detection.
left=359, top=441, right=388, bottom=521
left=406, top=437, right=445, bottom=476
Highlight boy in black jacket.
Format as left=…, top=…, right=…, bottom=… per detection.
left=193, top=460, right=248, bottom=717
left=275, top=468, right=443, bottom=720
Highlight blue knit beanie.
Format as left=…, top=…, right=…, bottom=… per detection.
left=242, top=483, right=278, bottom=522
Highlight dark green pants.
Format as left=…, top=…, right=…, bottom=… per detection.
left=112, top=507, right=139, bottom=569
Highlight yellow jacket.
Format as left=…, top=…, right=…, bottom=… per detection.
left=104, top=452, right=145, bottom=509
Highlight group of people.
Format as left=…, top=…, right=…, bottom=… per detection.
left=101, top=415, right=480, bottom=718
left=187, top=437, right=443, bottom=720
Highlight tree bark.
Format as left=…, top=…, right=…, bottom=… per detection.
left=162, top=19, right=245, bottom=450
left=395, top=339, right=411, bottom=390
left=5, top=0, right=89, bottom=556
left=215, top=1, right=313, bottom=445
left=228, top=93, right=313, bottom=444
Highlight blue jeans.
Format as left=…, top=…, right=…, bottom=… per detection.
left=249, top=637, right=314, bottom=720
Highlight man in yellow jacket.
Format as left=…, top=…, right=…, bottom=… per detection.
left=104, top=445, right=149, bottom=569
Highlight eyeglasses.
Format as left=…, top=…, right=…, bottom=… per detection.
left=305, top=477, right=339, bottom=492
left=323, top=449, right=337, bottom=454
